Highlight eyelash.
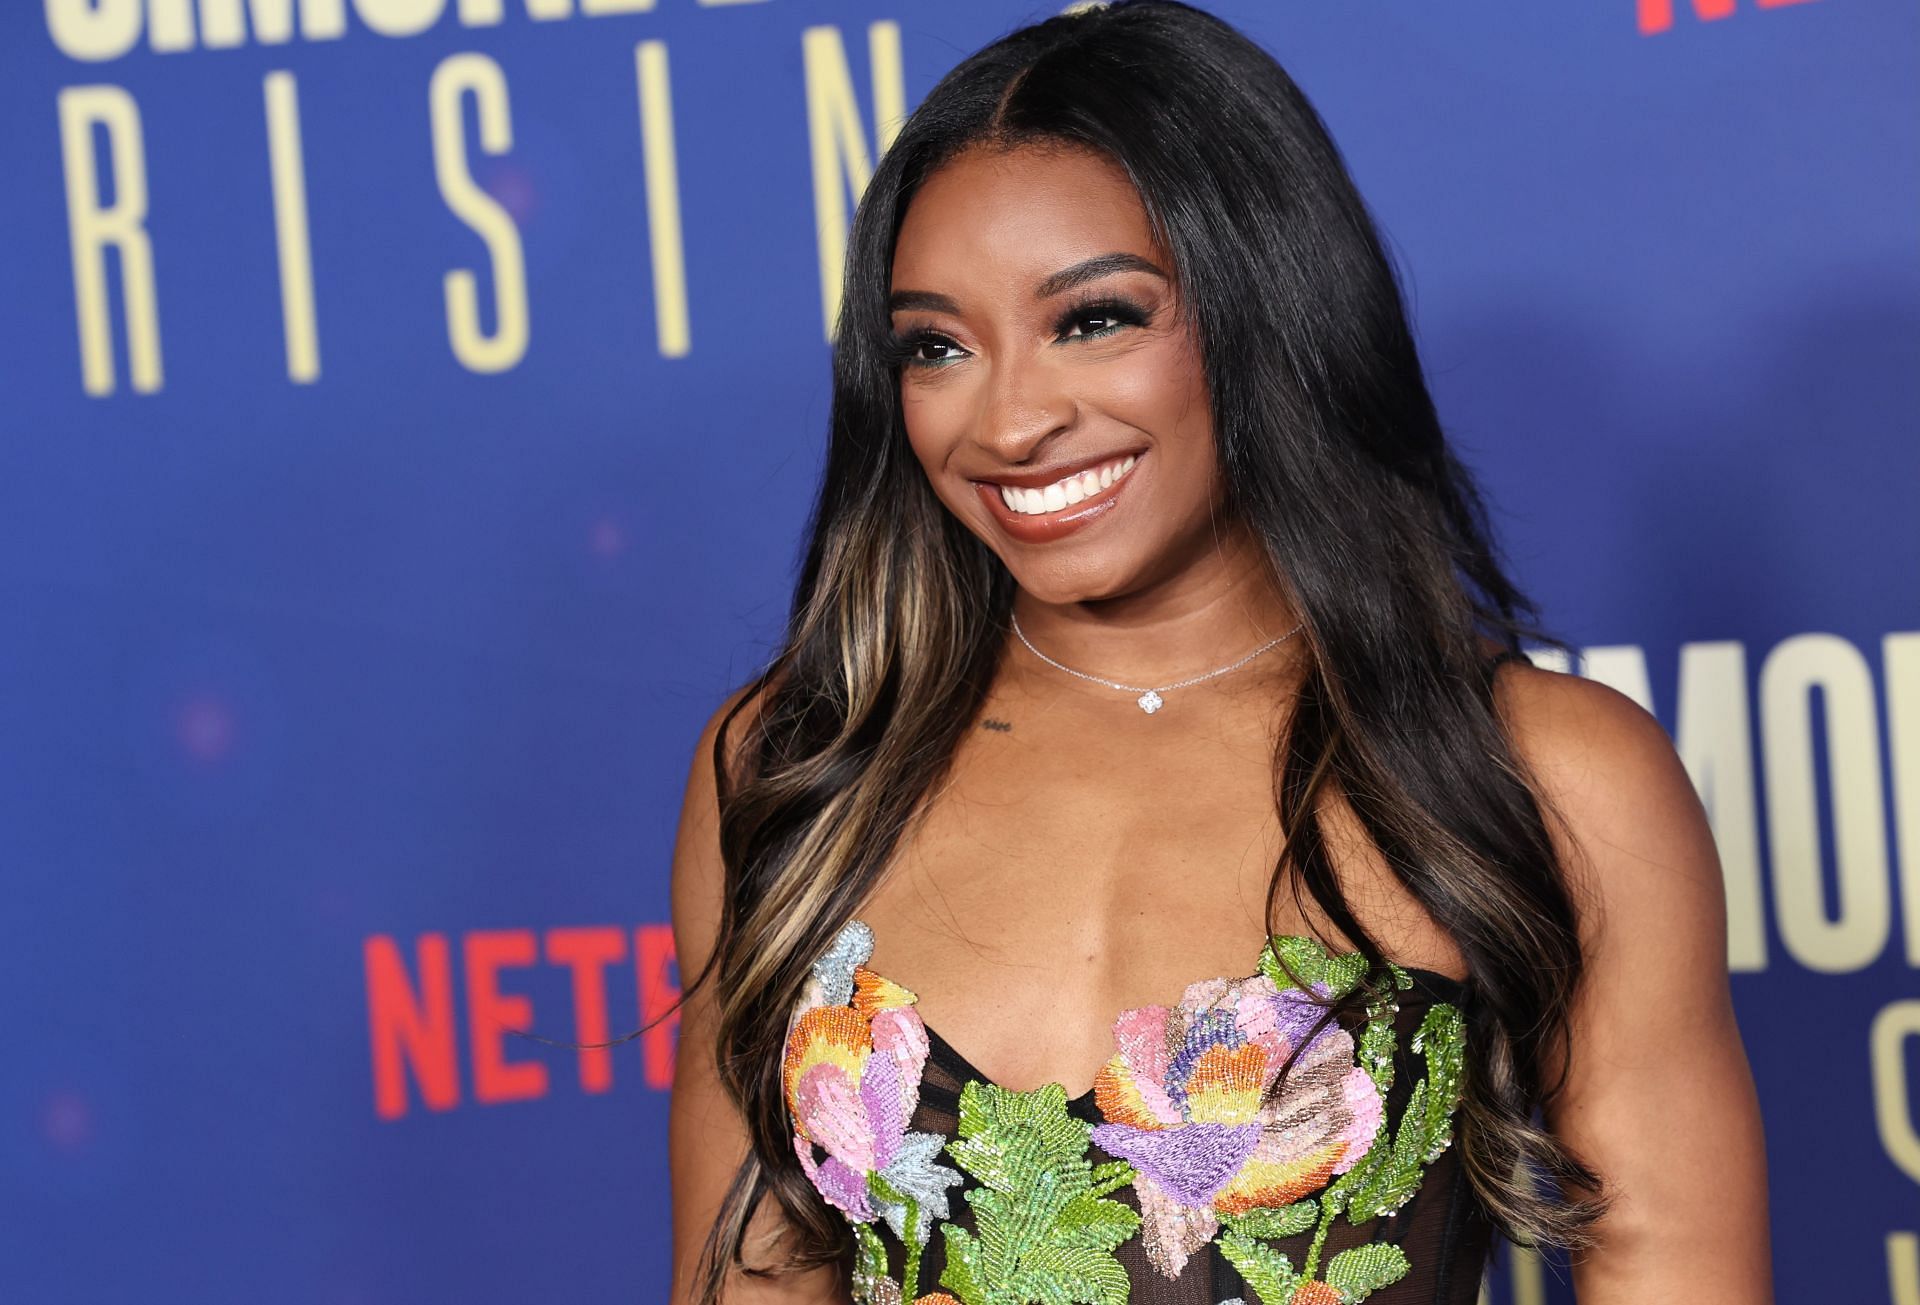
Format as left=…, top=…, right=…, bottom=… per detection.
left=882, top=294, right=1151, bottom=371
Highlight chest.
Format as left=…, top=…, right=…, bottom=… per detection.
left=853, top=677, right=1465, bottom=1100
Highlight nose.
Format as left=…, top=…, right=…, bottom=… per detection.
left=973, top=346, right=1077, bottom=464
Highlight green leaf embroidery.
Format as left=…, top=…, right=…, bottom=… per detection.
left=1413, top=1003, right=1466, bottom=1162
left=1357, top=1016, right=1397, bottom=1094
left=1258, top=935, right=1369, bottom=998
left=1007, top=1243, right=1132, bottom=1304
left=1217, top=1230, right=1301, bottom=1304
left=1222, top=1201, right=1319, bottom=1240
left=851, top=1222, right=890, bottom=1300
left=1347, top=1078, right=1431, bottom=1218
left=1325, top=1243, right=1411, bottom=1297
left=940, top=1224, right=986, bottom=1305
left=1087, top=1159, right=1134, bottom=1199
left=937, top=1080, right=1139, bottom=1305
left=868, top=1172, right=925, bottom=1299
left=1258, top=935, right=1322, bottom=990
left=1347, top=1003, right=1468, bottom=1222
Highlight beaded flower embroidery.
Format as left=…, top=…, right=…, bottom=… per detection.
left=1178, top=937, right=1470, bottom=1304
left=782, top=921, right=1468, bottom=1305
left=1087, top=971, right=1383, bottom=1279
left=783, top=919, right=965, bottom=1287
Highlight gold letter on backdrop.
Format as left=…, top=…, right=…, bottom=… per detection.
left=802, top=21, right=904, bottom=341
left=264, top=71, right=321, bottom=382
left=1872, top=999, right=1920, bottom=1305
left=429, top=52, right=530, bottom=374
left=1764, top=633, right=1891, bottom=973
left=57, top=85, right=164, bottom=396
left=634, top=39, right=690, bottom=358
left=44, top=0, right=141, bottom=61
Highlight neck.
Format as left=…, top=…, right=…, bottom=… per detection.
left=1006, top=521, right=1306, bottom=693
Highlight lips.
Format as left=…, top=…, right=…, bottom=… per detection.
left=972, top=450, right=1145, bottom=544
left=980, top=449, right=1142, bottom=491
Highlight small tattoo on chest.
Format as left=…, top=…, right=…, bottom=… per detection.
left=979, top=717, right=1014, bottom=732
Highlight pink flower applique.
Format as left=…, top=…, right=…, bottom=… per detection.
left=1089, top=973, right=1383, bottom=1279
left=782, top=920, right=964, bottom=1246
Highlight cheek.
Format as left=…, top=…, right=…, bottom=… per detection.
left=899, top=388, right=945, bottom=472
left=1105, top=344, right=1214, bottom=446
left=899, top=386, right=977, bottom=516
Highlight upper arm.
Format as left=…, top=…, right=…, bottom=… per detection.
left=667, top=679, right=842, bottom=1304
left=1493, top=663, right=1772, bottom=1303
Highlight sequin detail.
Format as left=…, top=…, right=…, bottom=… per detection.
left=938, top=1079, right=1139, bottom=1304
left=1200, top=935, right=1469, bottom=1301
left=1088, top=973, right=1381, bottom=1279
left=781, top=921, right=1469, bottom=1305
left=783, top=920, right=965, bottom=1300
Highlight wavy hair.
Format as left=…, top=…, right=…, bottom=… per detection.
left=661, top=2, right=1610, bottom=1297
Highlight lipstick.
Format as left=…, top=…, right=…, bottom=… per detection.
left=971, top=451, right=1145, bottom=545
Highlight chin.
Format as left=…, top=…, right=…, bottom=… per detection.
left=998, top=553, right=1141, bottom=607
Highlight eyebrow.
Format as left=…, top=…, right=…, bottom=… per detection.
left=887, top=251, right=1168, bottom=315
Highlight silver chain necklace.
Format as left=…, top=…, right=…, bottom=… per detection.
left=1009, top=611, right=1306, bottom=714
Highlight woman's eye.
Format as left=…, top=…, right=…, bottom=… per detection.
left=914, top=337, right=963, bottom=363
left=1064, top=311, right=1122, bottom=338
left=1057, top=297, right=1147, bottom=341
left=884, top=330, right=966, bottom=370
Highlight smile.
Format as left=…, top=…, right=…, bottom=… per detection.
left=991, top=453, right=1138, bottom=515
left=971, top=451, right=1145, bottom=544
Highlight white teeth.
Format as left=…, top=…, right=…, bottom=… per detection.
left=993, top=455, right=1138, bottom=517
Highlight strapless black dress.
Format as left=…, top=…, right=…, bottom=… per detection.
left=781, top=917, right=1495, bottom=1305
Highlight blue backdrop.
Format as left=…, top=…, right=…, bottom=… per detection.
left=3, top=1, right=1914, bottom=1302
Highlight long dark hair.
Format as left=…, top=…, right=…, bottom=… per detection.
left=666, top=1, right=1609, bottom=1297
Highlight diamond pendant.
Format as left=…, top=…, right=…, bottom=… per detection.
left=1136, top=689, right=1164, bottom=714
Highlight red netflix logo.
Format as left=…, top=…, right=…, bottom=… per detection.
left=1638, top=0, right=1818, bottom=35
left=363, top=924, right=680, bottom=1120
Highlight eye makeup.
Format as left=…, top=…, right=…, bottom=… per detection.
left=882, top=292, right=1155, bottom=372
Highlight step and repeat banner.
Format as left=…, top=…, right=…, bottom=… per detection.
left=2, top=1, right=1913, bottom=1301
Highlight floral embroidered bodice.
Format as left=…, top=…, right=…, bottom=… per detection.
left=783, top=919, right=1493, bottom=1305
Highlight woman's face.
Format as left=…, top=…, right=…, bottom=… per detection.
left=887, top=142, right=1225, bottom=606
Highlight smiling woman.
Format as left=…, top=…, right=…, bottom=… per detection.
left=884, top=148, right=1221, bottom=566
left=662, top=2, right=1771, bottom=1303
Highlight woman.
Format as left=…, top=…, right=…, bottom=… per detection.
left=665, top=2, right=1770, bottom=1301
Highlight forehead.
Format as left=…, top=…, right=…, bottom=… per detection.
left=890, top=143, right=1164, bottom=291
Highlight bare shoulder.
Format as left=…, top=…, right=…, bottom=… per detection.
left=691, top=672, right=780, bottom=797
left=670, top=670, right=782, bottom=979
left=1489, top=657, right=1686, bottom=806
left=1488, top=659, right=1725, bottom=958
